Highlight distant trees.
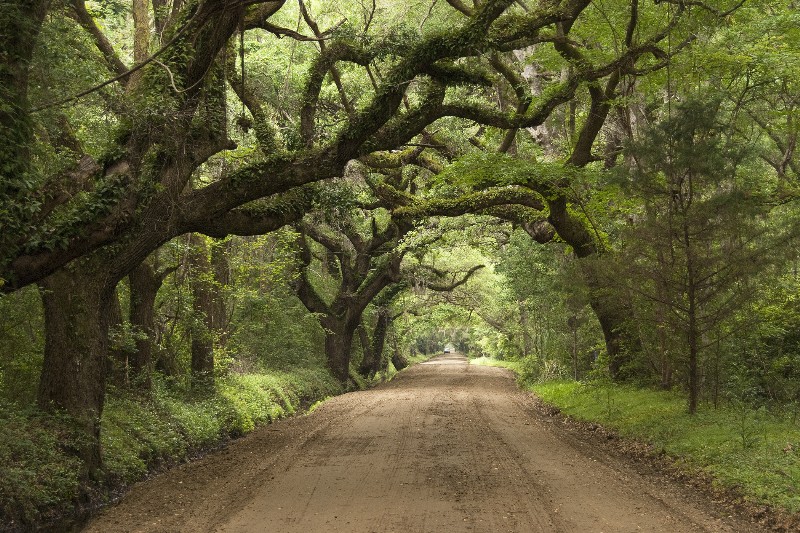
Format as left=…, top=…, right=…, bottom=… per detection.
left=291, top=175, right=519, bottom=382
left=293, top=209, right=405, bottom=383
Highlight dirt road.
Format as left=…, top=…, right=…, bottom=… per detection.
left=83, top=354, right=760, bottom=532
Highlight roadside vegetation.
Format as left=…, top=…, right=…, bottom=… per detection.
left=470, top=356, right=800, bottom=514
left=1, top=340, right=428, bottom=531
left=532, top=381, right=800, bottom=514
left=1, top=368, right=341, bottom=529
left=0, top=228, right=425, bottom=529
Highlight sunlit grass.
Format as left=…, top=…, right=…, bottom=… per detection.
left=470, top=356, right=522, bottom=372
left=470, top=356, right=800, bottom=512
left=533, top=380, right=800, bottom=513
left=1, top=366, right=343, bottom=527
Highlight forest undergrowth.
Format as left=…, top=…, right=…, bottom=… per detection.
left=0, top=359, right=425, bottom=531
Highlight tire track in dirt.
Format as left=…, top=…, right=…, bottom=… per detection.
left=83, top=354, right=763, bottom=533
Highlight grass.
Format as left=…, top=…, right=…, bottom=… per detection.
left=534, top=380, right=800, bottom=513
left=102, top=368, right=343, bottom=485
left=0, top=406, right=83, bottom=528
left=1, top=355, right=432, bottom=530
left=406, top=353, right=434, bottom=366
left=1, top=366, right=342, bottom=530
left=469, top=358, right=800, bottom=514
left=469, top=356, right=523, bottom=372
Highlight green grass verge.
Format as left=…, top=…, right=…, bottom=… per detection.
left=470, top=358, right=800, bottom=513
left=0, top=406, right=83, bottom=529
left=535, top=381, right=800, bottom=513
left=406, top=353, right=433, bottom=366
left=1, top=354, right=436, bottom=529
left=1, top=367, right=342, bottom=529
left=100, top=368, right=342, bottom=485
left=469, top=356, right=523, bottom=373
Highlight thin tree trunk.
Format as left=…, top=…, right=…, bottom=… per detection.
left=685, top=221, right=699, bottom=414
left=518, top=300, right=534, bottom=355
left=189, top=235, right=214, bottom=389
left=107, top=288, right=128, bottom=387
left=128, top=0, right=149, bottom=90
left=357, top=323, right=376, bottom=377
left=569, top=316, right=579, bottom=380
left=210, top=241, right=230, bottom=348
left=688, top=302, right=699, bottom=414
left=129, top=261, right=161, bottom=389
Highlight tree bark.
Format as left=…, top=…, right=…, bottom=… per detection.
left=370, top=308, right=392, bottom=374
left=128, top=0, right=150, bottom=91
left=589, top=298, right=635, bottom=379
left=0, top=0, right=49, bottom=176
left=549, top=195, right=639, bottom=379
left=357, top=308, right=392, bottom=378
left=357, top=323, right=376, bottom=377
left=518, top=299, right=533, bottom=355
left=107, top=288, right=129, bottom=387
left=391, top=337, right=408, bottom=371
left=0, top=0, right=51, bottom=259
left=323, top=319, right=358, bottom=383
left=189, top=235, right=215, bottom=389
left=210, top=240, right=231, bottom=347
left=685, top=222, right=699, bottom=414
left=37, top=266, right=112, bottom=482
left=129, top=261, right=162, bottom=389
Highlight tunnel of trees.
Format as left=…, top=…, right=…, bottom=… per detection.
left=1, top=0, right=799, bottom=527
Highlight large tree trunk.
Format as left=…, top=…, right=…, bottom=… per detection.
left=37, top=266, right=112, bottom=482
left=357, top=308, right=392, bottom=378
left=391, top=338, right=408, bottom=371
left=589, top=297, right=636, bottom=379
left=370, top=308, right=392, bottom=374
left=324, top=320, right=357, bottom=383
left=391, top=353, right=408, bottom=371
left=0, top=0, right=49, bottom=177
left=549, top=195, right=639, bottom=380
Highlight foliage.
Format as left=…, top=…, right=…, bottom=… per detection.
left=602, top=97, right=796, bottom=408
left=3, top=0, right=800, bottom=527
left=533, top=381, right=800, bottom=513
left=0, top=287, right=44, bottom=405
left=1, top=366, right=342, bottom=528
left=0, top=404, right=83, bottom=530
left=103, top=368, right=341, bottom=482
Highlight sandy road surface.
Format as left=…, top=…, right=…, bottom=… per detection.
left=84, top=354, right=761, bottom=532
